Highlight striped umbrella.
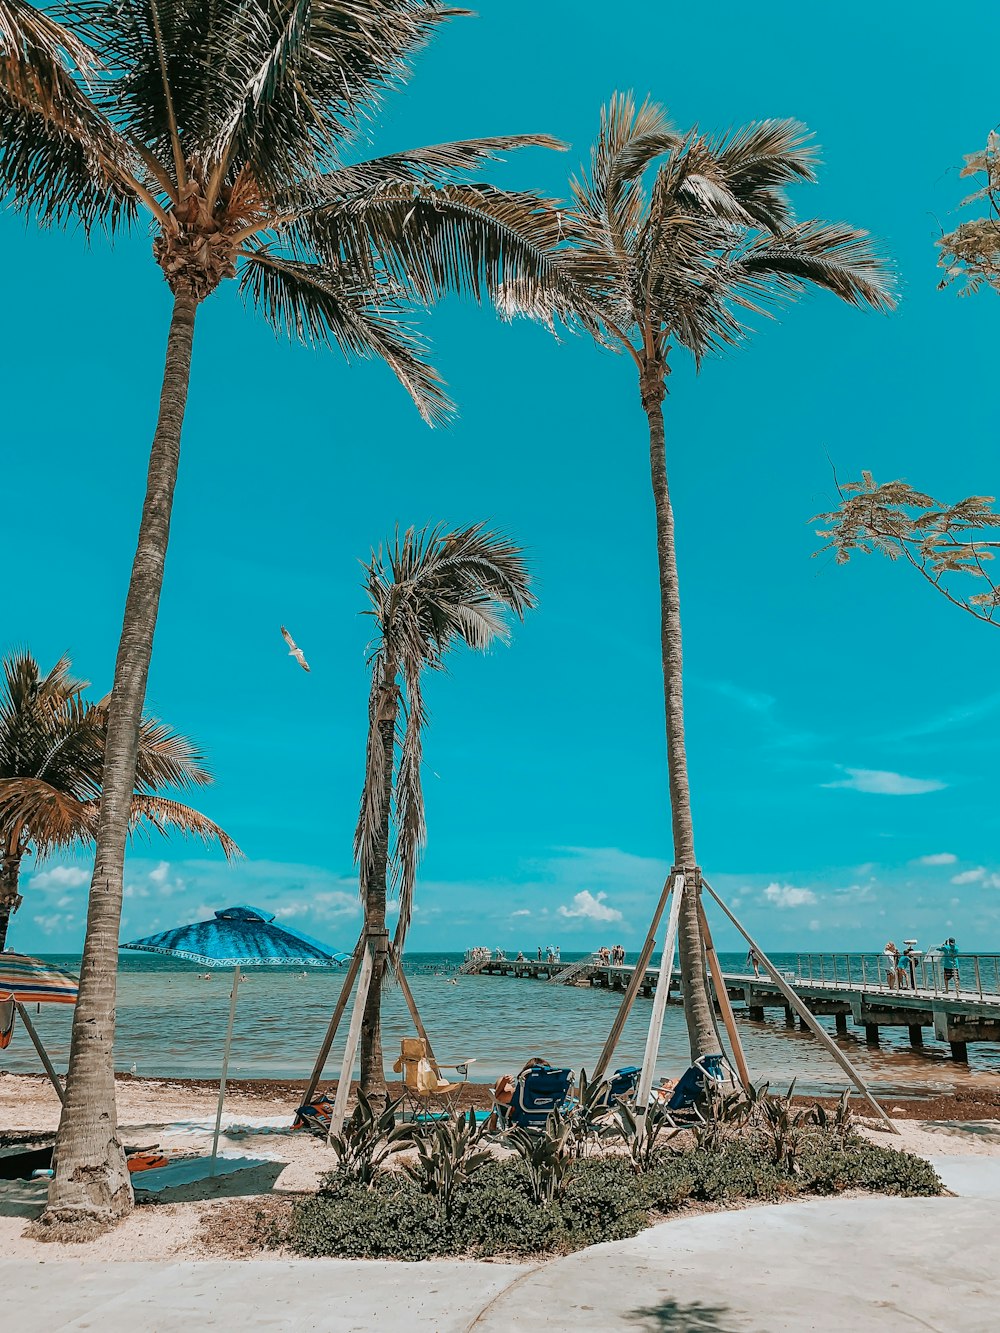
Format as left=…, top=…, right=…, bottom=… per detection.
left=0, top=952, right=79, bottom=1101
left=0, top=952, right=79, bottom=1004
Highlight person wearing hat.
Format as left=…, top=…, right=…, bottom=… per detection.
left=940, top=937, right=960, bottom=996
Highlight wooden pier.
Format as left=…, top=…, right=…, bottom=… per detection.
left=460, top=951, right=1000, bottom=1062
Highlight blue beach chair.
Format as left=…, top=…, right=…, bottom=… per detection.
left=503, top=1065, right=575, bottom=1130
left=665, top=1053, right=733, bottom=1120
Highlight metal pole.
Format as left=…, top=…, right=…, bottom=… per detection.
left=300, top=932, right=364, bottom=1109
left=15, top=1002, right=65, bottom=1104
left=636, top=876, right=685, bottom=1110
left=594, top=873, right=676, bottom=1082
left=861, top=956, right=868, bottom=988
left=328, top=943, right=374, bottom=1143
left=974, top=956, right=982, bottom=1000
left=211, top=964, right=242, bottom=1173
left=701, top=880, right=897, bottom=1133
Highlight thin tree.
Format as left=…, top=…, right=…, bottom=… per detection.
left=2, top=1, right=572, bottom=1225
left=355, top=524, right=534, bottom=1102
left=560, top=95, right=894, bottom=1059
left=0, top=648, right=239, bottom=950
left=815, top=472, right=1000, bottom=627
left=938, top=129, right=1000, bottom=296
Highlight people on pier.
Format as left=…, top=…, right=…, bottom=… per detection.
left=940, top=937, right=960, bottom=995
left=883, top=941, right=907, bottom=989
left=746, top=947, right=761, bottom=978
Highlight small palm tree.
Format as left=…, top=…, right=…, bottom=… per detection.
left=3, top=1, right=571, bottom=1225
left=0, top=649, right=239, bottom=950
left=561, top=95, right=895, bottom=1060
left=356, top=524, right=535, bottom=1101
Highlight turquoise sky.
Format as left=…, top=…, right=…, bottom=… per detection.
left=3, top=2, right=999, bottom=957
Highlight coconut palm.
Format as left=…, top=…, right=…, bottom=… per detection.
left=356, top=524, right=535, bottom=1101
left=0, top=649, right=239, bottom=950
left=2, top=0, right=573, bottom=1224
left=560, top=95, right=895, bottom=1060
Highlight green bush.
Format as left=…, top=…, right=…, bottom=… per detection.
left=285, top=1126, right=943, bottom=1260
left=799, top=1135, right=943, bottom=1197
left=559, top=1156, right=649, bottom=1244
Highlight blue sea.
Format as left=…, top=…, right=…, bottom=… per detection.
left=3, top=951, right=997, bottom=1097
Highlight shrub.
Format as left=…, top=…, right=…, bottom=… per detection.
left=450, top=1163, right=566, bottom=1256
left=559, top=1156, right=649, bottom=1244
left=290, top=1176, right=448, bottom=1260
left=799, top=1136, right=943, bottom=1197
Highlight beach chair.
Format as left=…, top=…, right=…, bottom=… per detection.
left=293, top=1094, right=335, bottom=1137
left=393, top=1037, right=475, bottom=1120
left=660, top=1053, right=736, bottom=1122
left=501, top=1064, right=575, bottom=1130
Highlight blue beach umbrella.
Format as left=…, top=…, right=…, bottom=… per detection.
left=122, top=906, right=350, bottom=1168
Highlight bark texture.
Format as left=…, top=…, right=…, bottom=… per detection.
left=44, top=294, right=198, bottom=1226
left=643, top=384, right=717, bottom=1061
left=359, top=677, right=396, bottom=1105
left=0, top=852, right=23, bottom=951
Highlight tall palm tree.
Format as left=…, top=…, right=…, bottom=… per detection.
left=2, top=1, right=572, bottom=1225
left=0, top=648, right=239, bottom=950
left=356, top=524, right=534, bottom=1101
left=561, top=95, right=895, bottom=1059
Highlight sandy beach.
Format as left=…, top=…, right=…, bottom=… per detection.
left=2, top=1071, right=999, bottom=1265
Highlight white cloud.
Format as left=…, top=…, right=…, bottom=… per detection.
left=950, top=867, right=1000, bottom=888
left=30, top=865, right=89, bottom=891
left=916, top=853, right=958, bottom=866
left=823, top=768, right=946, bottom=796
left=274, top=891, right=360, bottom=922
left=511, top=909, right=532, bottom=918
left=32, top=912, right=75, bottom=935
left=557, top=890, right=623, bottom=923
left=761, top=883, right=817, bottom=910
left=149, top=862, right=170, bottom=884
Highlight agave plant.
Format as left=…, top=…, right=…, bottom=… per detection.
left=507, top=1110, right=576, bottom=1204
left=404, top=1111, right=495, bottom=1218
left=323, top=1092, right=413, bottom=1188
left=2, top=0, right=572, bottom=1227
left=0, top=649, right=238, bottom=950
left=559, top=95, right=894, bottom=1061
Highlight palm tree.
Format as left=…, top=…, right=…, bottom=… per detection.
left=560, top=95, right=895, bottom=1060
left=355, top=524, right=535, bottom=1102
left=2, top=1, right=573, bottom=1225
left=0, top=648, right=239, bottom=950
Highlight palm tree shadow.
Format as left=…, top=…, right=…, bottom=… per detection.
left=627, top=1298, right=750, bottom=1332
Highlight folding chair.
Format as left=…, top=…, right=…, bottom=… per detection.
left=658, top=1052, right=737, bottom=1123
left=392, top=1037, right=475, bottom=1120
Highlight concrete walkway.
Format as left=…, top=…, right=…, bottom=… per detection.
left=4, top=1158, right=999, bottom=1332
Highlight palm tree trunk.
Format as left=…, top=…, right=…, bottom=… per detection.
left=44, top=293, right=199, bottom=1226
left=643, top=384, right=717, bottom=1061
left=0, top=852, right=23, bottom=952
left=359, top=678, right=396, bottom=1106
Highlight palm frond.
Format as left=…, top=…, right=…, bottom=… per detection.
left=239, top=247, right=452, bottom=424
left=305, top=133, right=565, bottom=195
left=737, top=220, right=896, bottom=310
left=125, top=794, right=242, bottom=858
left=0, top=776, right=91, bottom=852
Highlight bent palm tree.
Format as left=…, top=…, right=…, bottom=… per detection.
left=2, top=1, right=572, bottom=1224
left=561, top=95, right=894, bottom=1059
left=356, top=524, right=535, bottom=1101
left=0, top=649, right=239, bottom=950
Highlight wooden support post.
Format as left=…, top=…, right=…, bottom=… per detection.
left=698, top=901, right=752, bottom=1092
left=908, top=1025, right=923, bottom=1049
left=594, top=873, right=676, bottom=1082
left=300, top=933, right=364, bottom=1109
left=835, top=1013, right=848, bottom=1036
left=391, top=948, right=435, bottom=1062
left=328, top=943, right=374, bottom=1143
left=865, top=1024, right=880, bottom=1047
left=784, top=1007, right=795, bottom=1028
left=636, top=876, right=685, bottom=1110
left=798, top=1015, right=809, bottom=1032
left=749, top=1005, right=765, bottom=1022
left=15, top=1002, right=64, bottom=1104
left=700, top=879, right=897, bottom=1133
left=950, top=1040, right=968, bottom=1063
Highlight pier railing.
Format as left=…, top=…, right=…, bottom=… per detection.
left=793, top=951, right=1000, bottom=1001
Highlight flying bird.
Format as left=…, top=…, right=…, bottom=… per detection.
left=280, top=625, right=311, bottom=672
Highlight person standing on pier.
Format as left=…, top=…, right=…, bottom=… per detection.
left=746, top=948, right=761, bottom=978
left=940, top=938, right=960, bottom=996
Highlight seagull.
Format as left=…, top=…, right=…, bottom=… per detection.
left=280, top=625, right=310, bottom=672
